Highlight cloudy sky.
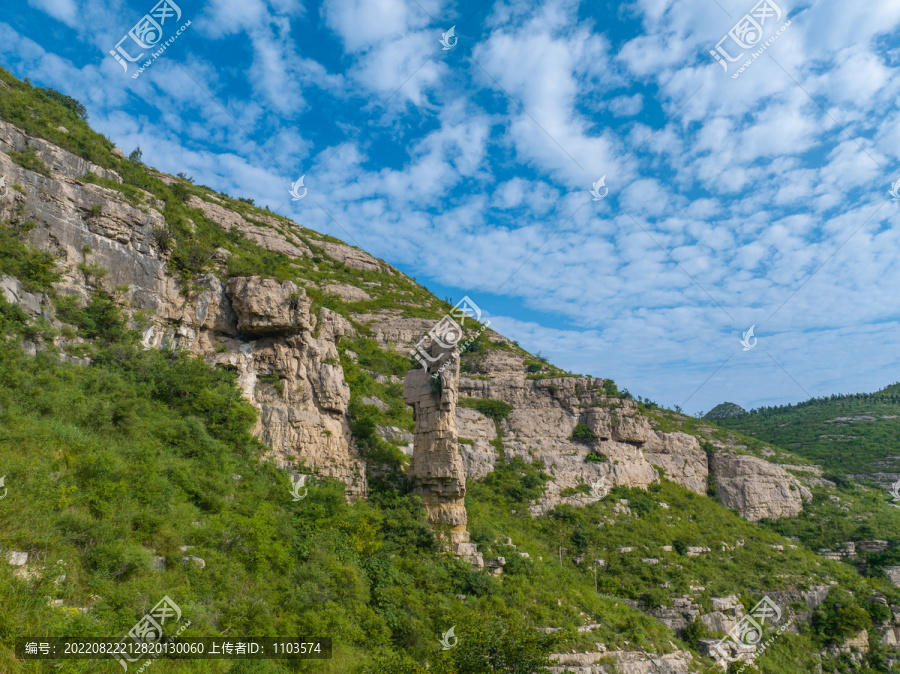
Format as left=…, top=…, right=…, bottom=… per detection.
left=4, top=0, right=900, bottom=415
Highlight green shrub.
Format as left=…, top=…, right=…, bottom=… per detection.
left=640, top=588, right=669, bottom=609
left=0, top=220, right=61, bottom=292
left=476, top=456, right=550, bottom=506
left=813, top=592, right=872, bottom=643
left=681, top=617, right=710, bottom=650
left=458, top=397, right=513, bottom=421
left=7, top=148, right=50, bottom=176
left=561, top=484, right=591, bottom=497
left=570, top=423, right=597, bottom=444
left=54, top=291, right=133, bottom=344
left=37, top=87, right=87, bottom=120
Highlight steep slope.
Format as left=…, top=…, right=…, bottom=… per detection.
left=1, top=67, right=899, bottom=673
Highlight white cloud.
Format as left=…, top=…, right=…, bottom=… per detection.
left=27, top=0, right=79, bottom=27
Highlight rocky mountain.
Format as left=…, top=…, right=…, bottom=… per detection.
left=1, top=68, right=899, bottom=673
left=703, top=403, right=747, bottom=421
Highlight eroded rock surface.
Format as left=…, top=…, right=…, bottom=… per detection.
left=0, top=120, right=367, bottom=499
left=404, top=344, right=470, bottom=550
left=711, top=451, right=812, bottom=521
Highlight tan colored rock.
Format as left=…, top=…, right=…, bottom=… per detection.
left=455, top=407, right=497, bottom=479
left=0, top=120, right=120, bottom=182
left=549, top=648, right=693, bottom=673
left=643, top=431, right=708, bottom=494
left=226, top=276, right=312, bottom=335
left=711, top=451, right=812, bottom=521
left=884, top=566, right=900, bottom=587
left=187, top=195, right=310, bottom=259
left=324, top=283, right=371, bottom=302
left=317, top=240, right=382, bottom=272
left=405, top=344, right=470, bottom=548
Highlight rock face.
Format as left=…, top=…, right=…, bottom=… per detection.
left=452, top=376, right=709, bottom=514
left=0, top=119, right=367, bottom=499
left=549, top=649, right=693, bottom=673
left=226, top=276, right=312, bottom=335
left=404, top=344, right=470, bottom=550
left=0, top=115, right=818, bottom=523
left=643, top=431, right=708, bottom=495
left=711, top=451, right=812, bottom=521
left=885, top=566, right=900, bottom=587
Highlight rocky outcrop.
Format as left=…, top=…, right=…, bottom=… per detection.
left=711, top=451, right=812, bottom=521
left=404, top=344, right=470, bottom=551
left=0, top=114, right=822, bottom=522
left=885, top=567, right=900, bottom=587
left=549, top=649, right=694, bottom=673
left=225, top=276, right=312, bottom=335
left=187, top=195, right=310, bottom=259
left=0, top=119, right=367, bottom=499
left=643, top=431, right=708, bottom=495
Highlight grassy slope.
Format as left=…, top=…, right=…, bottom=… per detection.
left=1, top=66, right=899, bottom=672
left=709, top=392, right=900, bottom=476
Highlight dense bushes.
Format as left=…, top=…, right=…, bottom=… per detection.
left=570, top=422, right=597, bottom=444
left=0, top=219, right=60, bottom=292
left=458, top=397, right=513, bottom=421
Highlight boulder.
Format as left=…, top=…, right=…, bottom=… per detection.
left=711, top=451, right=812, bottom=521
left=225, top=276, right=311, bottom=335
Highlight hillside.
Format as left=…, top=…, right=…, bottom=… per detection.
left=707, top=390, right=900, bottom=479
left=0, top=66, right=899, bottom=674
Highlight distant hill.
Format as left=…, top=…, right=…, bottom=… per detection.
left=879, top=381, right=900, bottom=396
left=703, top=402, right=746, bottom=420
left=711, top=389, right=900, bottom=478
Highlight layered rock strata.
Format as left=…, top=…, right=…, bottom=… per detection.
left=404, top=344, right=471, bottom=553
left=711, top=451, right=812, bottom=521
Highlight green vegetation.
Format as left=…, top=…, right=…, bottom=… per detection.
left=37, top=87, right=88, bottom=120
left=703, top=402, right=747, bottom=420
left=457, top=397, right=513, bottom=422
left=709, top=390, right=900, bottom=475
left=0, top=219, right=60, bottom=292
left=570, top=422, right=597, bottom=444
left=7, top=148, right=50, bottom=177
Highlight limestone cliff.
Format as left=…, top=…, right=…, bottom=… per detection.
left=0, top=114, right=814, bottom=523
left=0, top=119, right=367, bottom=498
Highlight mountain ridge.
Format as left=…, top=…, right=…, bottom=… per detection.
left=1, top=66, right=899, bottom=673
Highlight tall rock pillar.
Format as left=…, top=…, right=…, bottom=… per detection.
left=404, top=344, right=474, bottom=557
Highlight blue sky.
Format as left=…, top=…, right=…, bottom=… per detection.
left=3, top=0, right=900, bottom=416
